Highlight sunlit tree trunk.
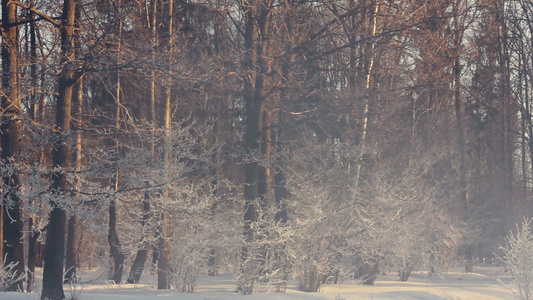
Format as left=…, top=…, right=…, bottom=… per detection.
left=354, top=0, right=379, bottom=191
left=26, top=0, right=40, bottom=292
left=157, top=0, right=173, bottom=289
left=1, top=0, right=25, bottom=291
left=65, top=3, right=83, bottom=283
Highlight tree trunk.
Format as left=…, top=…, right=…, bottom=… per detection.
left=451, top=0, right=471, bottom=272
left=354, top=1, right=379, bottom=189
left=126, top=0, right=156, bottom=284
left=361, top=262, right=379, bottom=285
left=108, top=75, right=124, bottom=285
left=127, top=247, right=147, bottom=284
left=65, top=215, right=80, bottom=283
left=241, top=3, right=261, bottom=295
left=65, top=49, right=83, bottom=283
left=27, top=221, right=40, bottom=292
left=26, top=0, right=40, bottom=292
left=240, top=2, right=271, bottom=294
left=1, top=0, right=25, bottom=291
left=41, top=1, right=78, bottom=299
left=127, top=197, right=150, bottom=284
left=157, top=0, right=173, bottom=289
left=108, top=193, right=124, bottom=284
left=207, top=117, right=220, bottom=277
left=274, top=37, right=293, bottom=224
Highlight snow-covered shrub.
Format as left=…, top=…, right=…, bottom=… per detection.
left=169, top=185, right=232, bottom=293
left=286, top=156, right=355, bottom=291
left=500, top=218, right=533, bottom=300
left=236, top=202, right=294, bottom=294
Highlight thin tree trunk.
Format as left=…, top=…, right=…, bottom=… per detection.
left=451, top=0, right=471, bottom=272
left=1, top=0, right=25, bottom=291
left=500, top=0, right=514, bottom=211
left=207, top=110, right=220, bottom=277
left=274, top=41, right=293, bottom=224
left=157, top=0, right=174, bottom=289
left=242, top=0, right=258, bottom=248
left=65, top=5, right=83, bottom=280
left=354, top=1, right=379, bottom=189
left=108, top=41, right=125, bottom=286
left=26, top=0, right=39, bottom=292
left=127, top=0, right=158, bottom=284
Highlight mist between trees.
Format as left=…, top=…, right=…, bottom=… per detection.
left=0, top=0, right=531, bottom=299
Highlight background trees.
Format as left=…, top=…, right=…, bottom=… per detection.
left=0, top=0, right=531, bottom=298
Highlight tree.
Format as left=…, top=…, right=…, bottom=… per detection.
left=239, top=0, right=273, bottom=294
left=1, top=0, right=25, bottom=291
left=41, top=1, right=79, bottom=299
left=157, top=0, right=173, bottom=289
left=64, top=2, right=83, bottom=283
left=500, top=218, right=533, bottom=300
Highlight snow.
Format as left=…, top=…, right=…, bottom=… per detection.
left=0, top=266, right=516, bottom=300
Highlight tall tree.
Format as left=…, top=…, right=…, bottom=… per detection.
left=108, top=0, right=125, bottom=284
left=451, top=0, right=471, bottom=272
left=240, top=0, right=273, bottom=294
left=64, top=2, right=83, bottom=283
left=126, top=0, right=155, bottom=284
left=1, top=0, right=25, bottom=291
left=41, top=0, right=78, bottom=299
left=157, top=0, right=173, bottom=290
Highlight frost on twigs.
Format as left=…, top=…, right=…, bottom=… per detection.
left=0, top=259, right=25, bottom=292
left=499, top=218, right=533, bottom=300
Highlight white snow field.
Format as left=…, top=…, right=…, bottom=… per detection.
left=1, top=265, right=517, bottom=300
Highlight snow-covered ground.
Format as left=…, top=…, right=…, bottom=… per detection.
left=1, top=265, right=517, bottom=300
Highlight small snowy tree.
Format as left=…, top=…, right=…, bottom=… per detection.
left=500, top=218, right=533, bottom=300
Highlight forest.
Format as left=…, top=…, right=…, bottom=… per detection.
left=0, top=0, right=531, bottom=299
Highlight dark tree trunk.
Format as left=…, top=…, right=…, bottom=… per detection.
left=361, top=262, right=379, bottom=285
left=108, top=196, right=124, bottom=284
left=64, top=215, right=80, bottom=283
left=399, top=270, right=412, bottom=282
left=127, top=249, right=148, bottom=284
left=1, top=0, right=25, bottom=291
left=273, top=140, right=288, bottom=223
left=41, top=1, right=78, bottom=299
left=127, top=197, right=150, bottom=284
left=274, top=43, right=292, bottom=224
left=108, top=8, right=124, bottom=283
left=451, top=0, right=471, bottom=273
left=240, top=2, right=271, bottom=295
